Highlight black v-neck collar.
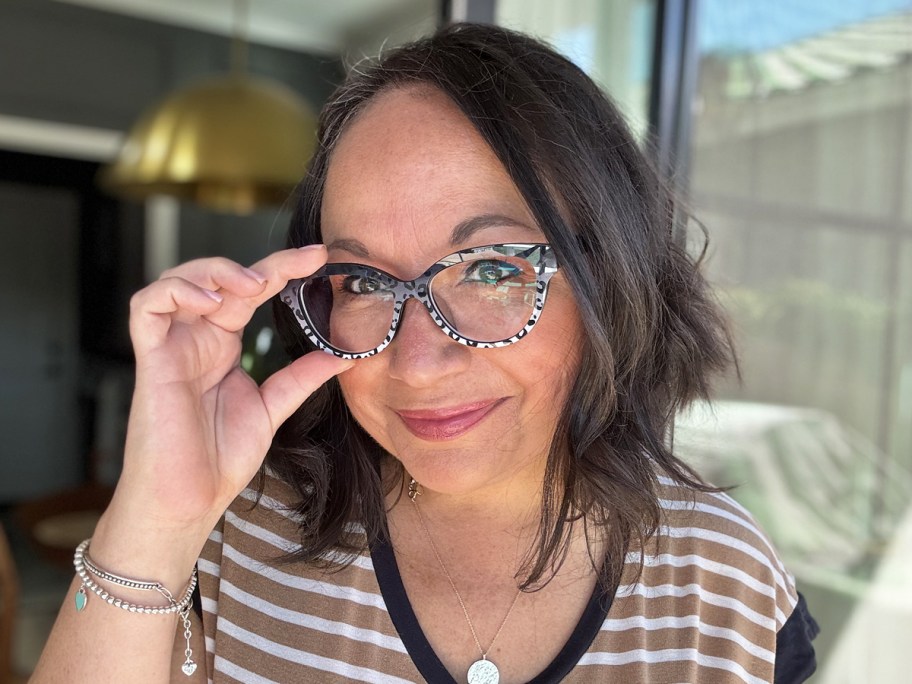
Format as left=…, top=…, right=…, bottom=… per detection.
left=370, top=537, right=611, bottom=684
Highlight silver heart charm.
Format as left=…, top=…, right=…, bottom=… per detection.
left=181, top=661, right=197, bottom=676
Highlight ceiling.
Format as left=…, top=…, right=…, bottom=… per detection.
left=56, top=0, right=439, bottom=54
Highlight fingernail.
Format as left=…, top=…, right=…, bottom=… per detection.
left=243, top=267, right=267, bottom=284
left=204, top=288, right=223, bottom=302
left=299, top=244, right=326, bottom=252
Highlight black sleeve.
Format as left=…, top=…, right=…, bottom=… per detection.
left=774, top=592, right=820, bottom=684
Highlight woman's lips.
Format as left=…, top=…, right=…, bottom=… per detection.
left=395, top=399, right=505, bottom=441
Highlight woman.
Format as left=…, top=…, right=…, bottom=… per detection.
left=33, top=23, right=816, bottom=683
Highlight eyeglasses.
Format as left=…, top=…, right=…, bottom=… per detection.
left=280, top=243, right=558, bottom=359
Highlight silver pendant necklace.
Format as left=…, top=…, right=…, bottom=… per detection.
left=408, top=478, right=522, bottom=684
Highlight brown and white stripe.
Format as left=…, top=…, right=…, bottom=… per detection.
left=197, top=472, right=798, bottom=683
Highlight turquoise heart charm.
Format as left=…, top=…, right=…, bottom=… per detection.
left=75, top=586, right=87, bottom=612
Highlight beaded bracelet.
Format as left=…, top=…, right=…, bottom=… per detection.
left=73, top=538, right=199, bottom=677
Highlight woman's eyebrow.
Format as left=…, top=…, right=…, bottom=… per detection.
left=326, top=214, right=535, bottom=257
left=450, top=213, right=537, bottom=245
left=326, top=238, right=371, bottom=257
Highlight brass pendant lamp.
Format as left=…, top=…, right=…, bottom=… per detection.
left=100, top=0, right=316, bottom=214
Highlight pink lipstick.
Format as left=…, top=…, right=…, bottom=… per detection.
left=396, top=399, right=504, bottom=441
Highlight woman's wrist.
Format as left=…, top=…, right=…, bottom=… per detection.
left=74, top=538, right=198, bottom=614
left=89, top=506, right=214, bottom=594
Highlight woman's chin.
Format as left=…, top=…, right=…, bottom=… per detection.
left=389, top=443, right=545, bottom=502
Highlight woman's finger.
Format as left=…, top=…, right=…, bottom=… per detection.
left=160, top=257, right=268, bottom=298
left=163, top=245, right=328, bottom=305
left=194, top=245, right=329, bottom=333
left=127, top=246, right=330, bottom=357
left=129, top=277, right=224, bottom=353
left=247, top=244, right=327, bottom=289
left=258, top=352, right=355, bottom=434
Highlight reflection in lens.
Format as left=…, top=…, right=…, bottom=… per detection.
left=302, top=270, right=395, bottom=353
left=431, top=255, right=537, bottom=342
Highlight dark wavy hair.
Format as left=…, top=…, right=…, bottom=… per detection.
left=267, top=22, right=734, bottom=595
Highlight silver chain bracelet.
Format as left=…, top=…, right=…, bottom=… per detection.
left=73, top=538, right=199, bottom=676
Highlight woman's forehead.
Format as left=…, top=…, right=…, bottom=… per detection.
left=323, top=87, right=505, bottom=197
left=320, top=86, right=540, bottom=258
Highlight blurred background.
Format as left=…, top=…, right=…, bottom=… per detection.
left=0, top=0, right=909, bottom=681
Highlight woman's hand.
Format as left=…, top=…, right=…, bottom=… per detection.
left=31, top=250, right=341, bottom=684
left=92, top=246, right=351, bottom=581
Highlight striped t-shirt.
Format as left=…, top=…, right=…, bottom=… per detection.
left=196, top=472, right=808, bottom=683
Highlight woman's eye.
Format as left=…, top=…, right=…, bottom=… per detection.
left=341, top=274, right=388, bottom=295
left=463, top=260, right=521, bottom=285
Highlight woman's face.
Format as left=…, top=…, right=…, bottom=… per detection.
left=321, top=86, right=584, bottom=498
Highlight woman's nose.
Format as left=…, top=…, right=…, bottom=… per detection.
left=385, top=299, right=471, bottom=386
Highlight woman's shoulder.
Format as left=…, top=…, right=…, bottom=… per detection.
left=195, top=473, right=406, bottom=683
left=218, top=470, right=308, bottom=544
left=201, top=470, right=370, bottom=575
left=654, top=476, right=790, bottom=560
left=642, top=475, right=799, bottom=625
left=578, top=478, right=810, bottom=683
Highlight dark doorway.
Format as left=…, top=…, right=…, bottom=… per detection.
left=0, top=150, right=142, bottom=501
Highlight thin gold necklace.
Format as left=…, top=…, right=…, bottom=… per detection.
left=408, top=478, right=522, bottom=684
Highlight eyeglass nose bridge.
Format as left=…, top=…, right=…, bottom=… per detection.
left=384, top=273, right=462, bottom=350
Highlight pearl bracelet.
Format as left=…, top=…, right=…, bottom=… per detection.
left=73, top=538, right=199, bottom=676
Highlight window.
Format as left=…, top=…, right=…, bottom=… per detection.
left=684, top=1, right=912, bottom=679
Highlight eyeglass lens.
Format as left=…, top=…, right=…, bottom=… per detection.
left=300, top=251, right=541, bottom=354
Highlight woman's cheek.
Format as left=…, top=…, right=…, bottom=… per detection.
left=337, top=364, right=392, bottom=445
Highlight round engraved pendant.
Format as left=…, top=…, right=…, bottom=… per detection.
left=467, top=658, right=500, bottom=684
